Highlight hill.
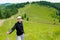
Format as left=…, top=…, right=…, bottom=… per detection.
left=0, top=3, right=60, bottom=40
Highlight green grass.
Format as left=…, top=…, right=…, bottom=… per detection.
left=0, top=4, right=60, bottom=40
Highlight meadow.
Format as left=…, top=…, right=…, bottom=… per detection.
left=0, top=4, right=60, bottom=40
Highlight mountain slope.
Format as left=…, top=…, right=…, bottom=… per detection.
left=20, top=4, right=58, bottom=24
left=0, top=4, right=60, bottom=40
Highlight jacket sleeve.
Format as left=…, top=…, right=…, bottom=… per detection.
left=9, top=23, right=16, bottom=34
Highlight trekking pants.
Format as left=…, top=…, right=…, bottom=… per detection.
left=17, top=34, right=24, bottom=40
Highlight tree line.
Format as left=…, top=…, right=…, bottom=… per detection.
left=0, top=2, right=29, bottom=19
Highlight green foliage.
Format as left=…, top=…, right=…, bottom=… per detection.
left=0, top=3, right=27, bottom=19
left=22, top=15, right=25, bottom=19
left=26, top=17, right=29, bottom=21
left=24, top=13, right=27, bottom=18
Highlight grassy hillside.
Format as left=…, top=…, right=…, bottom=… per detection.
left=0, top=4, right=60, bottom=40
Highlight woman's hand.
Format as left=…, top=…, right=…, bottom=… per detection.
left=6, top=32, right=10, bottom=35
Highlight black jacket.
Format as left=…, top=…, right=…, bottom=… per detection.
left=10, top=22, right=24, bottom=36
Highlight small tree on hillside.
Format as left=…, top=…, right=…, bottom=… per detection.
left=56, top=11, right=60, bottom=23
left=22, top=15, right=24, bottom=20
left=24, top=13, right=27, bottom=18
left=51, top=12, right=58, bottom=25
left=26, top=17, right=29, bottom=21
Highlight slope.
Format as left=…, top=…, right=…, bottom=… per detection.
left=0, top=4, right=60, bottom=40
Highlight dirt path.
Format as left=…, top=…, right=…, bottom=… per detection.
left=0, top=20, right=5, bottom=27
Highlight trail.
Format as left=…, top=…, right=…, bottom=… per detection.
left=0, top=20, right=5, bottom=27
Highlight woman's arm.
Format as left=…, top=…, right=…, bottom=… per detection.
left=7, top=23, right=16, bottom=35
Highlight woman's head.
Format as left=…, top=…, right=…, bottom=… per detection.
left=17, top=16, right=22, bottom=22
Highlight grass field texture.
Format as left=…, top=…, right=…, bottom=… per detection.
left=0, top=4, right=60, bottom=40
